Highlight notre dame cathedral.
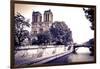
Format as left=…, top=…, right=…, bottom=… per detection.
left=31, top=10, right=53, bottom=35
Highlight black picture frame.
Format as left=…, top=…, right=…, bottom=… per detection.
left=11, top=0, right=96, bottom=68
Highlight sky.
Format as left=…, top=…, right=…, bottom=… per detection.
left=15, top=3, right=94, bottom=44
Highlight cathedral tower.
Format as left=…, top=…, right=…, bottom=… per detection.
left=31, top=10, right=53, bottom=35
left=32, top=11, right=42, bottom=23
left=31, top=11, right=42, bottom=35
left=44, top=9, right=53, bottom=28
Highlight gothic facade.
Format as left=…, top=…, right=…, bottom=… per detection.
left=31, top=10, right=53, bottom=35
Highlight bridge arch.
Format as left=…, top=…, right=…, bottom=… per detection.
left=72, top=45, right=93, bottom=54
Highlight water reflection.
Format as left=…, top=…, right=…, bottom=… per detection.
left=44, top=47, right=94, bottom=65
left=76, top=47, right=91, bottom=53
left=68, top=48, right=94, bottom=63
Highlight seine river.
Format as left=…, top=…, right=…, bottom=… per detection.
left=68, top=47, right=94, bottom=63
left=44, top=47, right=94, bottom=64
left=15, top=46, right=94, bottom=66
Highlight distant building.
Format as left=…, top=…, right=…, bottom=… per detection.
left=30, top=10, right=73, bottom=45
left=31, top=10, right=53, bottom=35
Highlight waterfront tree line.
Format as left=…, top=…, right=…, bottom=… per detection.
left=14, top=7, right=95, bottom=52
left=14, top=13, right=73, bottom=47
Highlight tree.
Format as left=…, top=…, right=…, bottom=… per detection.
left=32, top=36, right=38, bottom=45
left=14, top=13, right=30, bottom=46
left=50, top=21, right=73, bottom=45
left=83, top=8, right=95, bottom=55
left=83, top=8, right=95, bottom=30
left=37, top=31, right=51, bottom=45
left=86, top=38, right=94, bottom=56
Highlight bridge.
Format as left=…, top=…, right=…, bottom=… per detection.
left=72, top=44, right=94, bottom=54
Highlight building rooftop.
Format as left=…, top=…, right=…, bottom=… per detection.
left=44, top=9, right=53, bottom=14
left=32, top=11, right=41, bottom=15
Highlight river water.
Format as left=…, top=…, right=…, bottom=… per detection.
left=15, top=47, right=95, bottom=66
left=44, top=47, right=94, bottom=65
left=68, top=47, right=94, bottom=63
left=68, top=53, right=94, bottom=63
